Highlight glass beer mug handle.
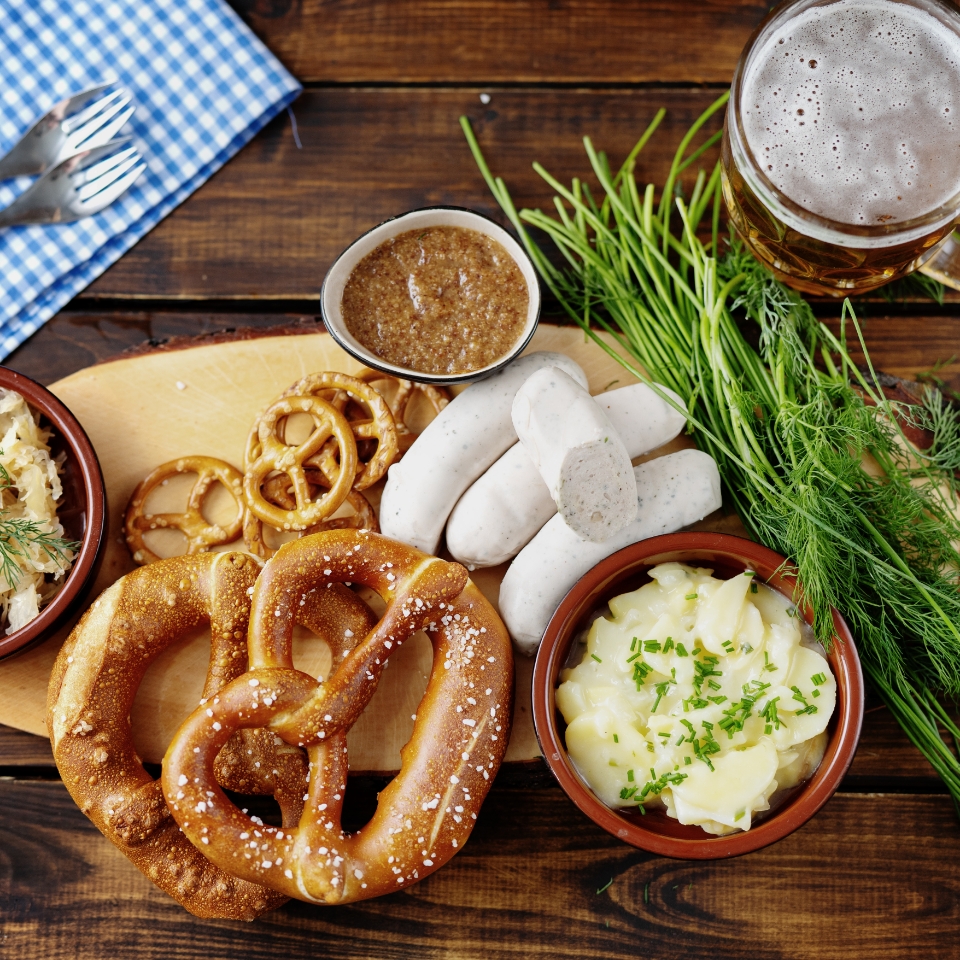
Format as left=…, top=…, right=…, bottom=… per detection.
left=919, top=231, right=960, bottom=293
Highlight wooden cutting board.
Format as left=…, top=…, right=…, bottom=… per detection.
left=0, top=323, right=722, bottom=772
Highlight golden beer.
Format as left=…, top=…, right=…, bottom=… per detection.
left=723, top=0, right=960, bottom=296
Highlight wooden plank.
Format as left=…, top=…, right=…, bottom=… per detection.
left=0, top=725, right=53, bottom=767
left=1, top=780, right=958, bottom=959
left=4, top=310, right=322, bottom=386
left=0, top=697, right=945, bottom=781
left=81, top=88, right=725, bottom=300
left=229, top=0, right=768, bottom=85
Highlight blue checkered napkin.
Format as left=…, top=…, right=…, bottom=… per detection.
left=0, top=0, right=302, bottom=359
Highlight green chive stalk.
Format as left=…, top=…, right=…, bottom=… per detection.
left=462, top=93, right=960, bottom=808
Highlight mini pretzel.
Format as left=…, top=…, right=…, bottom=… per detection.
left=243, top=471, right=378, bottom=559
left=162, top=530, right=514, bottom=905
left=124, top=456, right=244, bottom=565
left=357, top=371, right=450, bottom=454
left=244, top=395, right=358, bottom=531
left=281, top=371, right=399, bottom=490
left=48, top=551, right=378, bottom=920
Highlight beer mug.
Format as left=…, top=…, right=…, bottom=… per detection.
left=722, top=0, right=960, bottom=296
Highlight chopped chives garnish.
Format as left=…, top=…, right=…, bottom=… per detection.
left=750, top=582, right=758, bottom=594
left=760, top=696, right=783, bottom=731
left=812, top=689, right=821, bottom=698
left=662, top=637, right=675, bottom=653
left=685, top=593, right=698, bottom=600
left=627, top=769, right=634, bottom=781
left=643, top=639, right=661, bottom=652
left=811, top=672, right=827, bottom=686
left=613, top=734, right=619, bottom=743
left=591, top=653, right=602, bottom=663
left=791, top=685, right=818, bottom=715
left=630, top=636, right=638, bottom=652
left=764, top=651, right=778, bottom=672
left=626, top=651, right=643, bottom=663
left=676, top=642, right=689, bottom=657
left=692, top=647, right=702, bottom=656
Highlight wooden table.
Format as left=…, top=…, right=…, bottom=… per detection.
left=3, top=2, right=960, bottom=957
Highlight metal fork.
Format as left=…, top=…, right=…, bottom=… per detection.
left=0, top=84, right=134, bottom=180
left=0, top=139, right=146, bottom=227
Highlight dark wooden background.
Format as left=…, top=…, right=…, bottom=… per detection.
left=2, top=2, right=960, bottom=958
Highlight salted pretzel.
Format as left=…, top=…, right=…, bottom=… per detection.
left=243, top=470, right=378, bottom=559
left=124, top=456, right=245, bottom=565
left=47, top=551, right=378, bottom=920
left=357, top=371, right=450, bottom=454
left=244, top=395, right=358, bottom=531
left=162, top=530, right=514, bottom=905
left=280, top=371, right=399, bottom=490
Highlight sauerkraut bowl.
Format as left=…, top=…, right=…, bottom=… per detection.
left=532, top=531, right=864, bottom=860
left=0, top=368, right=105, bottom=659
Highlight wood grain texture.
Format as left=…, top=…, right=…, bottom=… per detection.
left=0, top=696, right=948, bottom=783
left=1, top=780, right=958, bottom=960
left=229, top=0, right=768, bottom=84
left=80, top=88, right=725, bottom=301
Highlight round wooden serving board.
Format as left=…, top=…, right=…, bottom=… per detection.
left=0, top=324, right=728, bottom=772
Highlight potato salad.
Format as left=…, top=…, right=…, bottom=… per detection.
left=556, top=562, right=836, bottom=835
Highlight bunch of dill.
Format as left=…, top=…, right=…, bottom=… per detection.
left=462, top=94, right=960, bottom=805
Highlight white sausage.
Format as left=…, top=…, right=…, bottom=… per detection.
left=499, top=448, right=722, bottom=655
left=446, top=381, right=687, bottom=567
left=379, top=351, right=587, bottom=554
left=511, top=367, right=637, bottom=543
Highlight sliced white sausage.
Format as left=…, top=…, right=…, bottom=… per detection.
left=499, top=448, right=722, bottom=655
left=511, top=367, right=637, bottom=543
left=446, top=381, right=687, bottom=567
left=379, top=351, right=587, bottom=554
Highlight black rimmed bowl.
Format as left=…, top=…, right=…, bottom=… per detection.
left=0, top=367, right=106, bottom=659
left=320, top=206, right=541, bottom=386
left=532, top=531, right=864, bottom=860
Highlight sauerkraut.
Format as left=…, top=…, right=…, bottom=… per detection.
left=0, top=388, right=74, bottom=634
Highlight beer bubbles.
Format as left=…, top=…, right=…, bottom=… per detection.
left=740, top=0, right=960, bottom=225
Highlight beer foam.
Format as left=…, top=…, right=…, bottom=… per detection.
left=741, top=0, right=960, bottom=226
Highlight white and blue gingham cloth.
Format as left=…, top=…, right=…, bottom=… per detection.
left=0, top=0, right=301, bottom=359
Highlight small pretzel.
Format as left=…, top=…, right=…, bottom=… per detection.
left=243, top=471, right=378, bottom=559
left=162, top=530, right=514, bottom=905
left=281, top=371, right=399, bottom=490
left=48, top=551, right=378, bottom=920
left=244, top=395, right=358, bottom=531
left=124, top=456, right=244, bottom=565
left=357, top=371, right=450, bottom=454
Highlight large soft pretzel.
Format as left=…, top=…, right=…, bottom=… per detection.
left=124, top=456, right=245, bottom=565
left=244, top=395, right=358, bottom=531
left=162, top=530, right=513, bottom=905
left=47, top=551, right=378, bottom=920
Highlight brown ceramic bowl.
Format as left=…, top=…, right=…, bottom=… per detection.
left=0, top=367, right=106, bottom=659
left=532, top=531, right=864, bottom=859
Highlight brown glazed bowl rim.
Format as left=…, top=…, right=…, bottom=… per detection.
left=532, top=531, right=864, bottom=860
left=0, top=367, right=106, bottom=659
